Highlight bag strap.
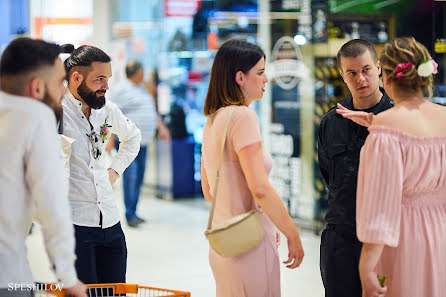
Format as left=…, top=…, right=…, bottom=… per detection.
left=206, top=108, right=234, bottom=230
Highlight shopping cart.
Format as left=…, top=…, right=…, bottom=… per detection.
left=35, top=283, right=190, bottom=297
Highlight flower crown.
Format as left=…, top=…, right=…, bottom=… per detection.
left=391, top=59, right=438, bottom=79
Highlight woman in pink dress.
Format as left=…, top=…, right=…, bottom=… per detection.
left=338, top=37, right=445, bottom=297
left=200, top=39, right=304, bottom=297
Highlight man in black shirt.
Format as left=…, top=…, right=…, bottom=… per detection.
left=318, top=39, right=392, bottom=297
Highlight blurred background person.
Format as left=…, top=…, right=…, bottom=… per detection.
left=107, top=60, right=170, bottom=227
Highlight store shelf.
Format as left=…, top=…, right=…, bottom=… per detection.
left=313, top=38, right=385, bottom=57
left=168, top=50, right=214, bottom=59
left=313, top=38, right=349, bottom=58
left=211, top=11, right=301, bottom=20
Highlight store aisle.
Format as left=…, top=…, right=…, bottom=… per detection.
left=26, top=185, right=324, bottom=297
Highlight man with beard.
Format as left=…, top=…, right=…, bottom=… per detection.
left=61, top=45, right=141, bottom=283
left=0, top=38, right=86, bottom=297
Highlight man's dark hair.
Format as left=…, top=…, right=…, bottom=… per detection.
left=125, top=60, right=143, bottom=78
left=62, top=44, right=111, bottom=82
left=336, top=39, right=378, bottom=70
left=0, top=38, right=61, bottom=93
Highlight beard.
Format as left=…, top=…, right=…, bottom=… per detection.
left=77, top=80, right=106, bottom=109
left=42, top=86, right=63, bottom=125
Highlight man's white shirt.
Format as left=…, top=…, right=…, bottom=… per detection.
left=0, top=91, right=77, bottom=287
left=62, top=91, right=141, bottom=228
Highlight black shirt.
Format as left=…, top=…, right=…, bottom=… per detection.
left=317, top=91, right=392, bottom=228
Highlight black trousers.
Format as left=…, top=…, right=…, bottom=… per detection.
left=74, top=222, right=127, bottom=284
left=320, top=225, right=363, bottom=297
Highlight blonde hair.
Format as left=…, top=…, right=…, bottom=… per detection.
left=380, top=37, right=433, bottom=97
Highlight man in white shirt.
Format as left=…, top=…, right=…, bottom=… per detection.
left=61, top=44, right=141, bottom=283
left=107, top=61, right=170, bottom=227
left=0, top=38, right=86, bottom=297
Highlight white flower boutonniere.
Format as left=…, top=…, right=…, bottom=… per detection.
left=99, top=116, right=112, bottom=142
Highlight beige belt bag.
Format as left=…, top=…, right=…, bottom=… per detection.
left=204, top=109, right=264, bottom=257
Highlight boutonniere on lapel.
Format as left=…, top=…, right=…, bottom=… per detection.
left=99, top=116, right=112, bottom=142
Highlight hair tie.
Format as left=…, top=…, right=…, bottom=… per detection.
left=60, top=44, right=75, bottom=54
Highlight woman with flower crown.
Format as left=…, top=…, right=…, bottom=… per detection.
left=337, top=37, right=445, bottom=297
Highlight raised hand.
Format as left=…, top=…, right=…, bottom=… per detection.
left=336, top=103, right=374, bottom=127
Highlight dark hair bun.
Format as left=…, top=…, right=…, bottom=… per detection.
left=60, top=44, right=75, bottom=54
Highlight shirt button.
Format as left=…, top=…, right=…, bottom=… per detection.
left=82, top=116, right=84, bottom=119
left=91, top=166, right=93, bottom=169
left=96, top=183, right=98, bottom=186
left=98, top=202, right=101, bottom=204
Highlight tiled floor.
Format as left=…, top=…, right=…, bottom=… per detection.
left=26, top=185, right=324, bottom=297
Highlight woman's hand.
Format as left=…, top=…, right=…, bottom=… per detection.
left=360, top=270, right=387, bottom=297
left=283, top=233, right=304, bottom=269
left=336, top=103, right=374, bottom=127
left=359, top=243, right=386, bottom=297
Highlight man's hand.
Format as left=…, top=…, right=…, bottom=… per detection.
left=65, top=280, right=87, bottom=297
left=157, top=121, right=171, bottom=141
left=107, top=168, right=119, bottom=186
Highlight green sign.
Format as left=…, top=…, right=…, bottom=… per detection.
left=329, top=0, right=409, bottom=13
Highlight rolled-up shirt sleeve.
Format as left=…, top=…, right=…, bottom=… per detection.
left=25, top=110, right=77, bottom=287
left=108, top=101, right=142, bottom=175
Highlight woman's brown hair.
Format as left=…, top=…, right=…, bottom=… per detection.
left=380, top=37, right=434, bottom=97
left=203, top=39, right=265, bottom=116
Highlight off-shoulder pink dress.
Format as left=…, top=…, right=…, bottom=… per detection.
left=202, top=105, right=280, bottom=297
left=357, top=126, right=446, bottom=297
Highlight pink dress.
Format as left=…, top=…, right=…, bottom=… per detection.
left=202, top=105, right=280, bottom=297
left=357, top=126, right=446, bottom=297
